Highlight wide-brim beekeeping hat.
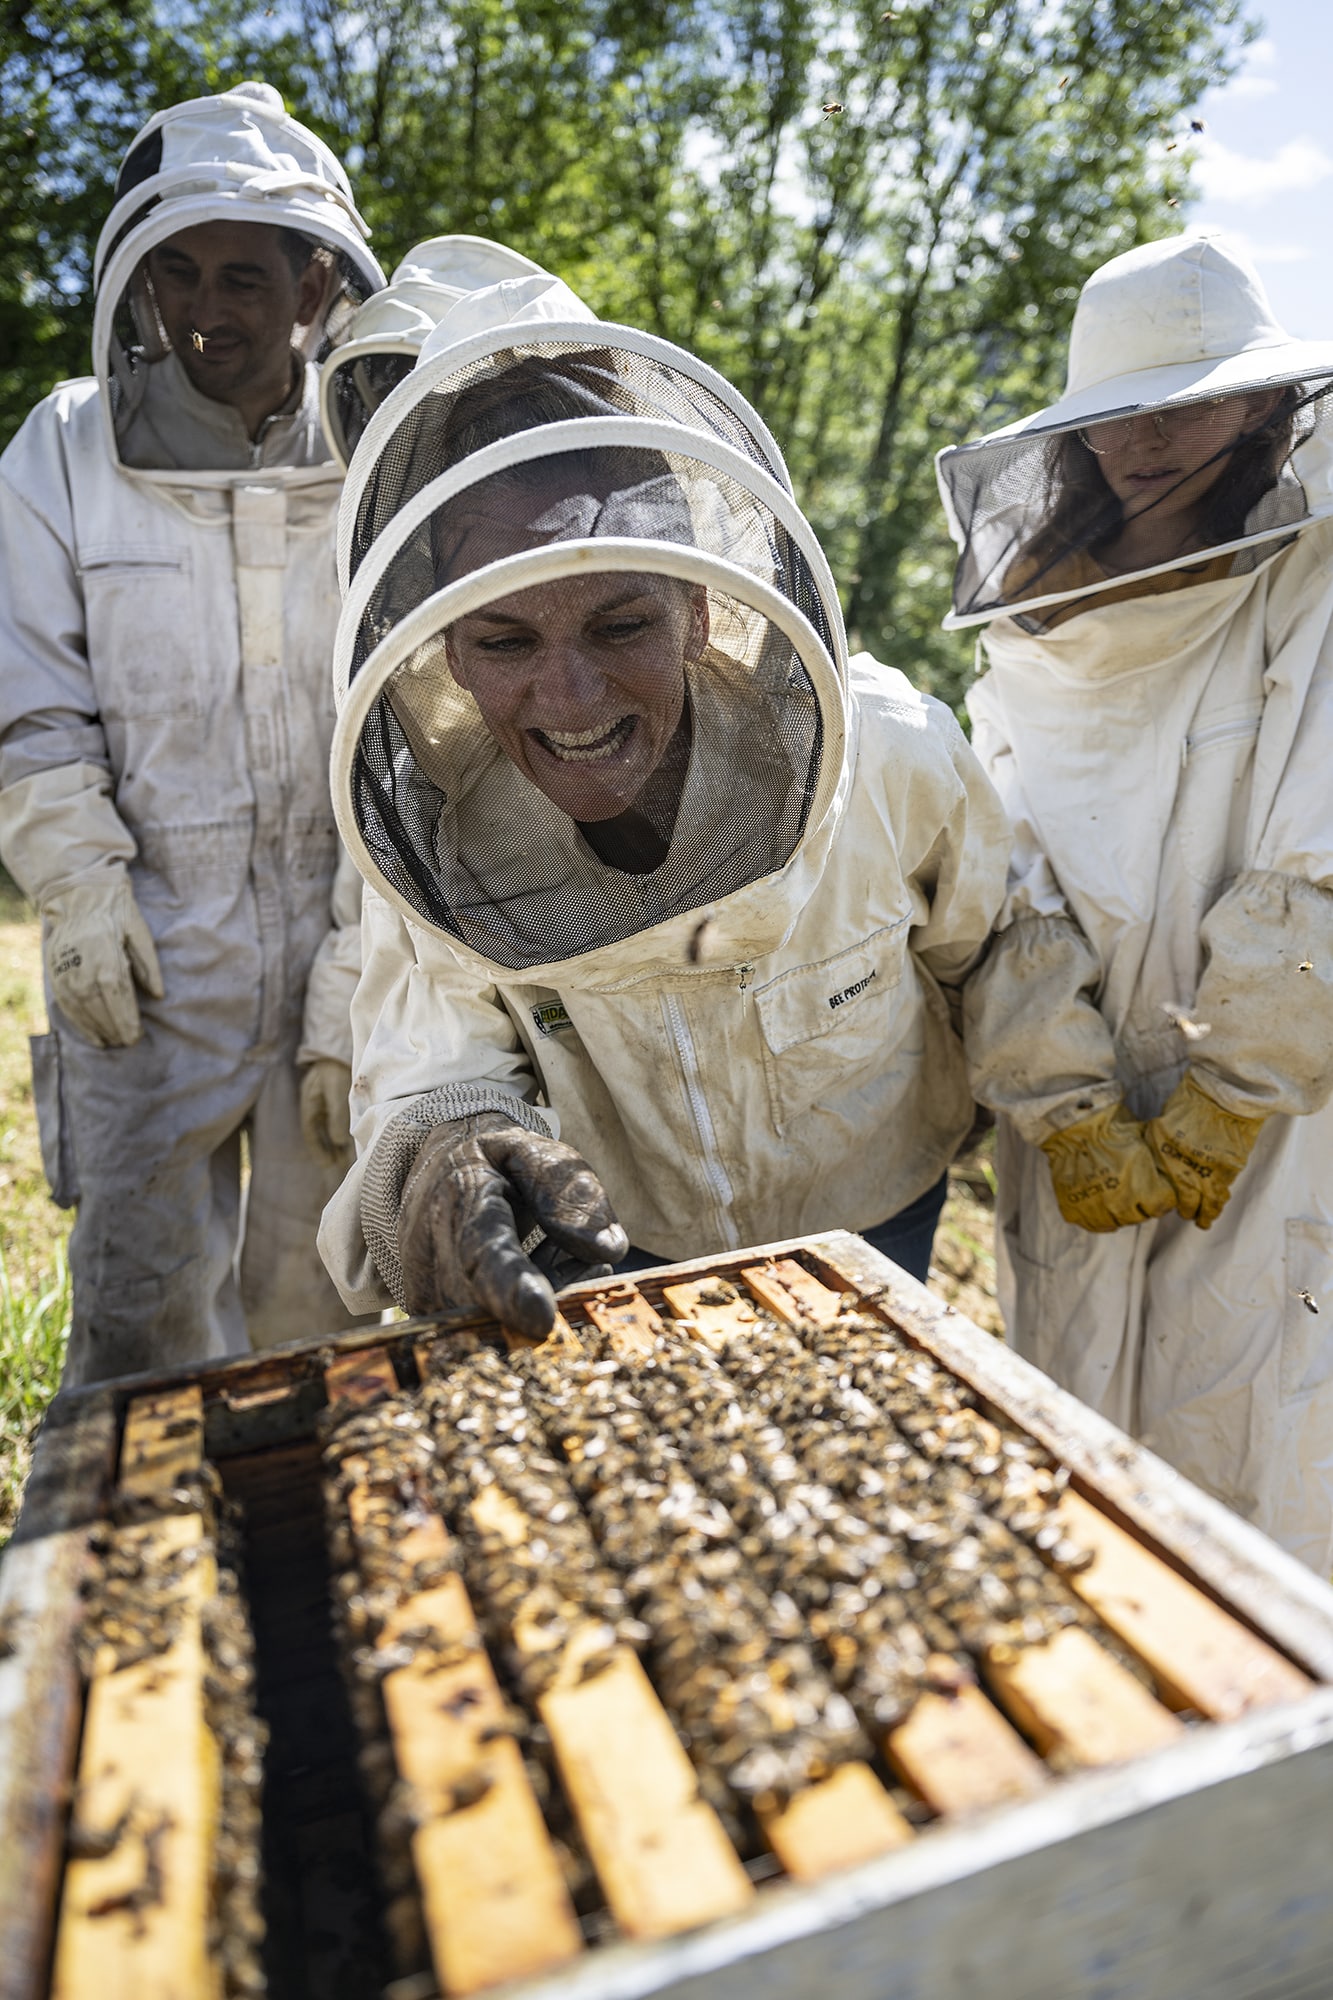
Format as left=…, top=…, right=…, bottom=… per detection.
left=936, top=231, right=1333, bottom=627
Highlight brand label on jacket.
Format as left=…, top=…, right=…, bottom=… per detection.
left=829, top=970, right=877, bottom=1010
left=532, top=1000, right=574, bottom=1038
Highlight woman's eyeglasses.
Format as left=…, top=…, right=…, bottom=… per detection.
left=1077, top=398, right=1231, bottom=456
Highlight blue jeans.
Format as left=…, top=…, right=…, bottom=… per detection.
left=614, top=1174, right=949, bottom=1286
left=856, top=1172, right=949, bottom=1283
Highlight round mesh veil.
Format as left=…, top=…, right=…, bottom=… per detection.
left=345, top=339, right=789, bottom=588
left=326, top=348, right=419, bottom=466
left=340, top=438, right=835, bottom=971
left=99, top=219, right=379, bottom=452
left=939, top=373, right=1333, bottom=630
left=339, top=429, right=838, bottom=691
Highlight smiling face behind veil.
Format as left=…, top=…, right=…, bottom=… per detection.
left=340, top=347, right=837, bottom=971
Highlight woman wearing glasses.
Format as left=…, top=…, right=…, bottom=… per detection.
left=936, top=231, right=1333, bottom=1571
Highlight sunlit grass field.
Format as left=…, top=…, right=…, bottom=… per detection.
left=0, top=874, right=71, bottom=1542
left=0, top=877, right=1000, bottom=1544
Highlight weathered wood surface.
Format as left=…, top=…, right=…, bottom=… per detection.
left=327, top=1347, right=584, bottom=1994
left=496, top=1687, right=1333, bottom=2000
left=982, top=1627, right=1183, bottom=1769
left=432, top=1331, right=756, bottom=1939
left=1056, top=1489, right=1312, bottom=1719
left=0, top=1389, right=119, bottom=2000
left=755, top=1763, right=913, bottom=1880
left=540, top=1627, right=756, bottom=1936
left=50, top=1386, right=222, bottom=2000
left=884, top=1686, right=1047, bottom=1816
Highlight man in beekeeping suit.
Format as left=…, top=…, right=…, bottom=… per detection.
left=316, top=273, right=1011, bottom=1335
left=0, top=82, right=385, bottom=1383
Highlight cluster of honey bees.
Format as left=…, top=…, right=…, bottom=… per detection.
left=317, top=1281, right=1144, bottom=1960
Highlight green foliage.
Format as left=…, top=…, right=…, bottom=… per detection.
left=0, top=0, right=1253, bottom=706
left=0, top=1240, right=70, bottom=1546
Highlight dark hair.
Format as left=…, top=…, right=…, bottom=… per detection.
left=440, top=351, right=630, bottom=466
left=277, top=225, right=326, bottom=279
left=1011, top=387, right=1302, bottom=601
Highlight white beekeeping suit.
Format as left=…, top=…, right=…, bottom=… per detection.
left=0, top=82, right=386, bottom=1383
left=316, top=274, right=1009, bottom=1335
left=937, top=231, right=1333, bottom=1571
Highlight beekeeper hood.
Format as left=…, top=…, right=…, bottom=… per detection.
left=330, top=275, right=850, bottom=981
left=320, top=236, right=548, bottom=470
left=936, top=231, right=1333, bottom=629
left=93, top=80, right=385, bottom=474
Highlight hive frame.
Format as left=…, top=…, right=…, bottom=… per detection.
left=3, top=1230, right=1333, bottom=2000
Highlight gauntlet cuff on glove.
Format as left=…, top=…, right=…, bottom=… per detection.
left=963, top=913, right=1121, bottom=1145
left=361, top=1086, right=557, bottom=1306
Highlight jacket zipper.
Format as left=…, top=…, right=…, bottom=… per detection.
left=661, top=992, right=739, bottom=1248
left=1181, top=714, right=1261, bottom=766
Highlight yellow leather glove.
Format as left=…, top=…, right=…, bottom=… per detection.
left=1039, top=1101, right=1177, bottom=1233
left=299, top=1057, right=354, bottom=1170
left=1145, top=1070, right=1266, bottom=1231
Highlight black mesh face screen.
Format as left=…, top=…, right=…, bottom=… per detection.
left=349, top=576, right=823, bottom=970
left=347, top=342, right=782, bottom=585
left=941, top=375, right=1333, bottom=628
left=344, top=442, right=835, bottom=689
left=330, top=351, right=418, bottom=463
left=105, top=242, right=377, bottom=403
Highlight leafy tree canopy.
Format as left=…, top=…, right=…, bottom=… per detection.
left=0, top=0, right=1252, bottom=704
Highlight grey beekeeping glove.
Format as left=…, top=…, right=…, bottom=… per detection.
left=300, top=1057, right=355, bottom=1169
left=42, top=872, right=164, bottom=1048
left=397, top=1110, right=627, bottom=1336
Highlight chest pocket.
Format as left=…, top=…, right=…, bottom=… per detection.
left=79, top=545, right=201, bottom=721
left=1175, top=707, right=1262, bottom=893
left=753, top=922, right=910, bottom=1134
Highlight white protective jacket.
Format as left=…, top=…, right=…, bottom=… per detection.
left=0, top=84, right=384, bottom=1378
left=963, top=517, right=1333, bottom=1571
left=321, top=654, right=1009, bottom=1309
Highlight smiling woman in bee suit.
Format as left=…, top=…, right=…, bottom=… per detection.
left=938, top=230, right=1333, bottom=1571
left=0, top=82, right=387, bottom=1384
left=316, top=271, right=1010, bottom=1339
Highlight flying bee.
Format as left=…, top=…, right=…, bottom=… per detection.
left=822, top=101, right=844, bottom=119
left=1161, top=1000, right=1211, bottom=1041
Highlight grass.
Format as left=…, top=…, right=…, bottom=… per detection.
left=0, top=1241, right=71, bottom=1543
left=0, top=871, right=71, bottom=1545
left=931, top=1128, right=1003, bottom=1337
left=0, top=866, right=1001, bottom=1540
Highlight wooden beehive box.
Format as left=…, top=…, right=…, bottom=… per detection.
left=4, top=1229, right=1333, bottom=2000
